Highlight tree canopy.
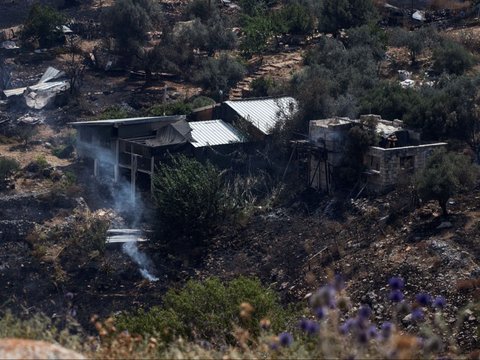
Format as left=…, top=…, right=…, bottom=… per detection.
left=416, top=150, right=477, bottom=215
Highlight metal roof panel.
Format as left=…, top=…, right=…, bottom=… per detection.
left=189, top=120, right=246, bottom=148
left=224, top=97, right=298, bottom=135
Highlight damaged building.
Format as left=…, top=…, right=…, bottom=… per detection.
left=70, top=115, right=247, bottom=198
left=2, top=67, right=69, bottom=110
left=307, top=115, right=447, bottom=194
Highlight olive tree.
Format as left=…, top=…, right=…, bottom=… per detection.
left=416, top=150, right=477, bottom=216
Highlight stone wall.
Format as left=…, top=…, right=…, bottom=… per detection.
left=366, top=143, right=447, bottom=192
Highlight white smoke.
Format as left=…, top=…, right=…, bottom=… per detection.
left=122, top=241, right=159, bottom=282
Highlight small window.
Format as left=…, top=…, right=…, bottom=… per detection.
left=400, top=156, right=414, bottom=173
left=369, top=155, right=380, bottom=171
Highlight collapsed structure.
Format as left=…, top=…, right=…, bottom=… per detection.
left=306, top=115, right=447, bottom=193
left=2, top=67, right=69, bottom=110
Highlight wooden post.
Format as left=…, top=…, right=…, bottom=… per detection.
left=131, top=153, right=137, bottom=204
left=114, top=139, right=120, bottom=182
left=150, top=156, right=155, bottom=196
left=94, top=158, right=99, bottom=177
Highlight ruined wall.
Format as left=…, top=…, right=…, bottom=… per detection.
left=366, top=143, right=447, bottom=192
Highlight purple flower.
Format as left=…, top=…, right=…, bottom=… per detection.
left=411, top=308, right=424, bottom=321
left=310, top=285, right=336, bottom=308
left=357, top=331, right=369, bottom=344
left=315, top=307, right=328, bottom=320
left=416, top=293, right=432, bottom=307
left=389, top=289, right=404, bottom=303
left=358, top=305, right=372, bottom=319
left=381, top=322, right=394, bottom=338
left=368, top=325, right=378, bottom=339
left=278, top=332, right=293, bottom=347
left=299, top=318, right=309, bottom=332
left=433, top=296, right=446, bottom=309
left=388, top=277, right=405, bottom=290
left=306, top=320, right=320, bottom=335
left=339, top=318, right=355, bottom=335
left=269, top=342, right=279, bottom=351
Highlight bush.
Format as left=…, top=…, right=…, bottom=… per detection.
left=0, top=156, right=20, bottom=182
left=97, top=106, right=134, bottom=120
left=194, top=54, right=246, bottom=96
left=318, top=0, right=378, bottom=34
left=152, top=155, right=227, bottom=247
left=432, top=40, right=475, bottom=75
left=116, top=277, right=292, bottom=345
left=250, top=76, right=275, bottom=97
left=0, top=310, right=82, bottom=350
left=147, top=102, right=193, bottom=116
left=102, top=0, right=161, bottom=55
left=416, top=150, right=477, bottom=215
left=21, top=4, right=65, bottom=48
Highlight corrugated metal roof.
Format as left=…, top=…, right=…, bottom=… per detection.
left=69, top=115, right=185, bottom=127
left=189, top=120, right=246, bottom=148
left=224, top=97, right=298, bottom=135
left=38, top=67, right=65, bottom=83
left=3, top=81, right=69, bottom=97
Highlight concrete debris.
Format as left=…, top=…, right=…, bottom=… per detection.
left=17, top=113, right=43, bottom=125
left=400, top=79, right=416, bottom=89
left=0, top=40, right=18, bottom=50
left=398, top=70, right=412, bottom=81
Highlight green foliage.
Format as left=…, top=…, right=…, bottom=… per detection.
left=318, top=0, right=378, bottom=34
left=338, top=119, right=378, bottom=186
left=194, top=54, right=246, bottom=95
left=116, top=277, right=291, bottom=344
left=0, top=156, right=19, bottom=184
left=152, top=155, right=226, bottom=246
left=147, top=102, right=193, bottom=116
left=250, top=76, right=275, bottom=97
left=272, top=2, right=315, bottom=35
left=97, top=106, right=134, bottom=120
left=432, top=40, right=475, bottom=75
left=240, top=0, right=267, bottom=17
left=291, top=35, right=380, bottom=132
left=185, top=0, right=217, bottom=21
left=189, top=96, right=216, bottom=108
left=103, top=0, right=161, bottom=54
left=359, top=82, right=421, bottom=120
left=0, top=310, right=83, bottom=350
left=403, top=76, right=480, bottom=141
left=416, top=150, right=477, bottom=215
left=359, top=76, right=480, bottom=142
left=35, top=155, right=49, bottom=170
left=240, top=15, right=273, bottom=56
left=21, top=4, right=65, bottom=48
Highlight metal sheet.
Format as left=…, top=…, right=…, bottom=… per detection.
left=189, top=119, right=246, bottom=148
left=224, top=97, right=298, bottom=135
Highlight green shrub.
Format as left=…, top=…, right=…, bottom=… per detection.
left=416, top=150, right=478, bottom=215
left=152, top=155, right=226, bottom=247
left=194, top=54, right=246, bottom=95
left=116, top=277, right=292, bottom=345
left=35, top=155, right=49, bottom=170
left=189, top=96, right=216, bottom=109
left=0, top=156, right=20, bottom=181
left=432, top=40, right=475, bottom=75
left=0, top=310, right=82, bottom=350
left=21, top=4, right=65, bottom=48
left=97, top=106, right=134, bottom=120
left=147, top=102, right=193, bottom=116
left=250, top=76, right=275, bottom=97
